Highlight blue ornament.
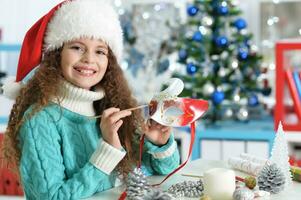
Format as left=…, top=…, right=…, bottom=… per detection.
left=248, top=94, right=259, bottom=107
left=238, top=48, right=248, bottom=60
left=217, top=4, right=228, bottom=15
left=234, top=18, right=247, bottom=30
left=178, top=49, right=188, bottom=60
left=186, top=62, right=198, bottom=75
left=215, top=36, right=228, bottom=47
left=212, top=91, right=225, bottom=104
left=187, top=5, right=199, bottom=16
left=192, top=31, right=203, bottom=42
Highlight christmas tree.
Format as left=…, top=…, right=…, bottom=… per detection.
left=270, top=122, right=292, bottom=189
left=171, top=0, right=271, bottom=122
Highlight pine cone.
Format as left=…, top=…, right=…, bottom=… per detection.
left=143, top=188, right=175, bottom=200
left=167, top=179, right=203, bottom=198
left=257, top=163, right=285, bottom=194
left=126, top=168, right=150, bottom=200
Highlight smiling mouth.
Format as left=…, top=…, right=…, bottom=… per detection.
left=73, top=67, right=97, bottom=76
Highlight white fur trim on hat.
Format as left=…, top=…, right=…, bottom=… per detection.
left=44, top=0, right=123, bottom=63
left=2, top=77, right=24, bottom=100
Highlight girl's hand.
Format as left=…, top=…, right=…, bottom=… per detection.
left=143, top=119, right=171, bottom=146
left=100, top=107, right=132, bottom=149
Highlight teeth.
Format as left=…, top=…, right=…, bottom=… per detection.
left=76, top=69, right=95, bottom=75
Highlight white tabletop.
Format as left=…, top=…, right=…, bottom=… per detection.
left=86, top=159, right=301, bottom=200
left=1, top=159, right=299, bottom=200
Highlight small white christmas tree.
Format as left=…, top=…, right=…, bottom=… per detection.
left=269, top=121, right=292, bottom=188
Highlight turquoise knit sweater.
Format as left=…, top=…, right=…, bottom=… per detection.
left=19, top=104, right=180, bottom=200
left=18, top=82, right=180, bottom=200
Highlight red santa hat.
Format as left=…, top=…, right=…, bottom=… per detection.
left=2, top=0, right=123, bottom=99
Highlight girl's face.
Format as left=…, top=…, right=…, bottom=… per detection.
left=60, top=38, right=109, bottom=90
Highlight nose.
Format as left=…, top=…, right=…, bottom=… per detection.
left=82, top=50, right=96, bottom=63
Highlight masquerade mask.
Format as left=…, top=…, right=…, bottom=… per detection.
left=149, top=78, right=209, bottom=127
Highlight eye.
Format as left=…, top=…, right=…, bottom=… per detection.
left=96, top=49, right=107, bottom=55
left=70, top=45, right=84, bottom=52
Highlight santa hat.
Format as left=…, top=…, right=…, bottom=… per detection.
left=2, top=0, right=123, bottom=99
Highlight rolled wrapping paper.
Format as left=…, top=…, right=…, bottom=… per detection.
left=203, top=168, right=236, bottom=200
left=228, top=157, right=265, bottom=176
left=239, top=153, right=270, bottom=165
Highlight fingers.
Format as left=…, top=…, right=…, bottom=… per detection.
left=102, top=107, right=132, bottom=124
left=114, top=119, right=123, bottom=130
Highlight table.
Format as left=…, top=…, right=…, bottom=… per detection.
left=87, top=159, right=301, bottom=200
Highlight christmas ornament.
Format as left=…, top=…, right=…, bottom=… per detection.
left=236, top=107, right=249, bottom=121
left=218, top=67, right=227, bottom=77
left=270, top=122, right=293, bottom=188
left=248, top=94, right=259, bottom=107
left=212, top=90, right=225, bottom=105
left=201, top=15, right=213, bottom=26
left=224, top=108, right=234, bottom=119
left=202, top=82, right=215, bottom=96
left=217, top=2, right=229, bottom=15
left=186, top=62, right=198, bottom=75
left=238, top=48, right=248, bottom=60
left=143, top=189, right=175, bottom=200
left=233, top=18, right=247, bottom=30
left=167, top=180, right=204, bottom=198
left=230, top=59, right=239, bottom=69
left=220, top=51, right=229, bottom=60
left=244, top=176, right=256, bottom=189
left=257, top=163, right=286, bottom=194
left=250, top=45, right=258, bottom=54
left=198, top=26, right=211, bottom=36
left=215, top=36, right=228, bottom=47
left=187, top=5, right=199, bottom=16
left=192, top=31, right=203, bottom=42
left=233, top=187, right=255, bottom=200
left=178, top=49, right=188, bottom=61
left=126, top=167, right=150, bottom=200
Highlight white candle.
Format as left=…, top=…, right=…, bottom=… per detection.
left=203, top=168, right=236, bottom=200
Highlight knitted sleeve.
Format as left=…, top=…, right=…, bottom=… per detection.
left=142, top=134, right=180, bottom=175
left=18, top=110, right=120, bottom=200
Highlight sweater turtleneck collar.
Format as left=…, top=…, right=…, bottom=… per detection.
left=52, top=80, right=105, bottom=116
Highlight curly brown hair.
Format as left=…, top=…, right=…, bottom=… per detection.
left=1, top=46, right=142, bottom=177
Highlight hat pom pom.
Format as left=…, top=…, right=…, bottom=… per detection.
left=1, top=77, right=23, bottom=100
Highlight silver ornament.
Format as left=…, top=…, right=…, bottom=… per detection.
left=218, top=67, right=227, bottom=77
left=126, top=168, right=150, bottom=200
left=201, top=15, right=213, bottom=26
left=211, top=55, right=220, bottom=61
left=224, top=108, right=233, bottom=119
left=233, top=187, right=255, bottom=200
left=258, top=163, right=286, bottom=194
left=199, top=26, right=212, bottom=36
left=167, top=180, right=204, bottom=198
left=240, top=29, right=248, bottom=35
left=250, top=45, right=258, bottom=54
left=220, top=51, right=229, bottom=60
left=143, top=188, right=175, bottom=200
left=202, top=83, right=215, bottom=96
left=233, top=93, right=241, bottom=103
left=236, top=107, right=249, bottom=121
left=185, top=30, right=194, bottom=39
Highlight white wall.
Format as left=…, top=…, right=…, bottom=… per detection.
left=0, top=0, right=62, bottom=43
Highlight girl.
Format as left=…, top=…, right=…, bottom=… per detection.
left=1, top=0, right=180, bottom=199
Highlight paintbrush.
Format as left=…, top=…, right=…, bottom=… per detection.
left=90, top=104, right=149, bottom=119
